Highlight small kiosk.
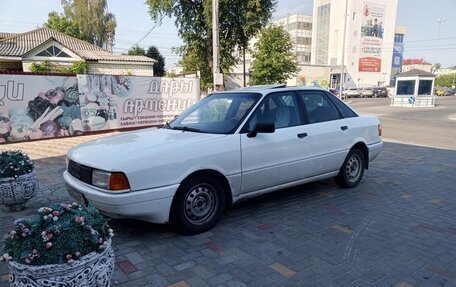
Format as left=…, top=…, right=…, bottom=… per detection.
left=391, top=69, right=436, bottom=107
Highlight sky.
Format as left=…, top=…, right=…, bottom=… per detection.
left=0, top=0, right=455, bottom=69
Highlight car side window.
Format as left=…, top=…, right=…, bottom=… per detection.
left=298, top=91, right=340, bottom=124
left=246, top=92, right=301, bottom=131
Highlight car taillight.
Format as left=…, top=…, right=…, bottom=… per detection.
left=378, top=124, right=383, bottom=137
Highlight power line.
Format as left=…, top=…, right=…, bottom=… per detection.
left=126, top=13, right=167, bottom=52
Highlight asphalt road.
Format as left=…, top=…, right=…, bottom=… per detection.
left=348, top=96, right=456, bottom=150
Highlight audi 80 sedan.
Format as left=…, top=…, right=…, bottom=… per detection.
left=64, top=86, right=383, bottom=233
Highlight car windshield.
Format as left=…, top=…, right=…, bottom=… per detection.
left=167, top=92, right=261, bottom=134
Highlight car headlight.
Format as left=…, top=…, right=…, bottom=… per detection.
left=92, top=169, right=130, bottom=191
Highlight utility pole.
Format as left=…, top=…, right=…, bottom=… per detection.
left=212, top=0, right=221, bottom=91
left=340, top=0, right=349, bottom=95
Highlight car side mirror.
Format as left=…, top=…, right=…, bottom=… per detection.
left=247, top=121, right=275, bottom=138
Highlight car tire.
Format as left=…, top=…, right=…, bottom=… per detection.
left=334, top=148, right=365, bottom=188
left=171, top=175, right=225, bottom=234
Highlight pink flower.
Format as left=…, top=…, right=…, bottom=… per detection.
left=75, top=252, right=81, bottom=257
left=67, top=259, right=75, bottom=264
left=66, top=254, right=72, bottom=260
left=47, top=233, right=53, bottom=240
left=53, top=211, right=59, bottom=216
left=75, top=216, right=85, bottom=223
left=45, top=242, right=52, bottom=249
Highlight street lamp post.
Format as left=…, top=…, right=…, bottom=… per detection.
left=434, top=17, right=446, bottom=72
left=340, top=0, right=349, bottom=94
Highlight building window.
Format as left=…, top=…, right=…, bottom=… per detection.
left=297, top=22, right=312, bottom=30
left=418, top=80, right=433, bottom=95
left=316, top=3, right=331, bottom=65
left=296, top=37, right=312, bottom=45
left=397, top=80, right=415, bottom=95
left=394, top=34, right=404, bottom=43
left=36, top=46, right=71, bottom=58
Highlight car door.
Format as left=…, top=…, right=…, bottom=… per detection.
left=297, top=90, right=352, bottom=177
left=240, top=91, right=311, bottom=193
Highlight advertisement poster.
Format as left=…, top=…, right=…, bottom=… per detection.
left=296, top=66, right=331, bottom=88
left=359, top=2, right=385, bottom=72
left=0, top=74, right=80, bottom=143
left=77, top=75, right=200, bottom=131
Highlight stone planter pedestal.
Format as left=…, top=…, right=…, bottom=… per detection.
left=0, top=170, right=39, bottom=211
left=8, top=239, right=115, bottom=287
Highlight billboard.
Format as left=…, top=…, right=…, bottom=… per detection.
left=392, top=43, right=404, bottom=68
left=359, top=2, right=385, bottom=72
left=0, top=74, right=80, bottom=143
left=77, top=75, right=200, bottom=132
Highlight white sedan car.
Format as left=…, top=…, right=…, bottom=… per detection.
left=64, top=86, right=382, bottom=233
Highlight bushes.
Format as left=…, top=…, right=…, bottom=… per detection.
left=29, top=60, right=87, bottom=75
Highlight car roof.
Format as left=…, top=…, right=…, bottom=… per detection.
left=213, top=85, right=329, bottom=96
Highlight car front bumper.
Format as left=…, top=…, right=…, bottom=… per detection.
left=63, top=171, right=178, bottom=224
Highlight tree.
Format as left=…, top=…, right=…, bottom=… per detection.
left=45, top=0, right=116, bottom=49
left=45, top=11, right=81, bottom=39
left=146, top=46, right=166, bottom=77
left=435, top=74, right=456, bottom=88
left=145, top=0, right=276, bottom=88
left=249, top=26, right=299, bottom=85
left=230, top=0, right=275, bottom=86
left=127, top=46, right=166, bottom=77
left=127, top=46, right=146, bottom=56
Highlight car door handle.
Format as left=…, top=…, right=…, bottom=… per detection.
left=297, top=133, right=308, bottom=138
left=340, top=126, right=348, bottom=131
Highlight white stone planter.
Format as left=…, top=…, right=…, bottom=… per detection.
left=8, top=239, right=115, bottom=287
left=0, top=170, right=39, bottom=211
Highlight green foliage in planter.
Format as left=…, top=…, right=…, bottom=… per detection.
left=0, top=150, right=34, bottom=179
left=1, top=203, right=114, bottom=265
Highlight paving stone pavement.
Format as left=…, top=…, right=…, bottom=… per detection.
left=1, top=134, right=456, bottom=287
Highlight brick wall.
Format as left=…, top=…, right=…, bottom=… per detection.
left=87, top=62, right=154, bottom=76
left=0, top=61, right=23, bottom=71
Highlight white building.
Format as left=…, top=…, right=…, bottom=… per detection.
left=227, top=14, right=313, bottom=89
left=273, top=14, right=313, bottom=65
left=311, top=0, right=398, bottom=88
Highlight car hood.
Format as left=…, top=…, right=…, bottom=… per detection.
left=68, top=128, right=226, bottom=170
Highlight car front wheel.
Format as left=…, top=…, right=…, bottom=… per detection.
left=171, top=175, right=225, bottom=234
left=334, top=148, right=365, bottom=188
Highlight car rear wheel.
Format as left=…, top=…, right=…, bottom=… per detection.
left=171, top=175, right=225, bottom=234
left=334, top=148, right=365, bottom=188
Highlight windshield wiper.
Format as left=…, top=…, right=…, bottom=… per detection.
left=172, top=126, right=202, bottom=132
left=162, top=121, right=171, bottom=129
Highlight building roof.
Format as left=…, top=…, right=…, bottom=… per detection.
left=396, top=69, right=436, bottom=78
left=0, top=32, right=19, bottom=40
left=0, top=27, right=154, bottom=63
left=403, top=58, right=432, bottom=66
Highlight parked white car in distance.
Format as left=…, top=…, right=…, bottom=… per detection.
left=64, top=86, right=383, bottom=233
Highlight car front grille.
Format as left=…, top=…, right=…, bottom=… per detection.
left=68, top=160, right=93, bottom=185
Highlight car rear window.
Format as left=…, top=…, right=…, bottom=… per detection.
left=326, top=92, right=358, bottom=118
